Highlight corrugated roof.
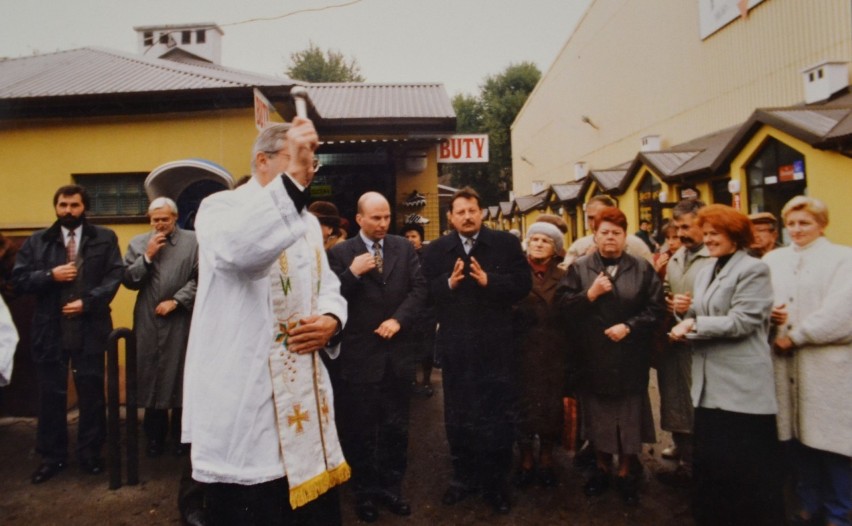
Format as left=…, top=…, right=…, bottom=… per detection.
left=306, top=83, right=454, bottom=120
left=770, top=108, right=850, bottom=137
left=515, top=193, right=544, bottom=213
left=499, top=201, right=514, bottom=216
left=550, top=181, right=586, bottom=202
left=591, top=168, right=629, bottom=192
left=0, top=47, right=287, bottom=99
left=488, top=205, right=500, bottom=218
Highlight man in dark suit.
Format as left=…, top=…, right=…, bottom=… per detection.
left=327, top=192, right=427, bottom=523
left=12, top=185, right=123, bottom=484
left=421, top=187, right=532, bottom=514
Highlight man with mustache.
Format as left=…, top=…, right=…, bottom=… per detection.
left=12, top=185, right=123, bottom=484
left=421, top=187, right=531, bottom=515
left=656, top=198, right=715, bottom=488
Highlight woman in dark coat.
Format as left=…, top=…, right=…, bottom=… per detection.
left=513, top=222, right=568, bottom=488
left=556, top=207, right=665, bottom=505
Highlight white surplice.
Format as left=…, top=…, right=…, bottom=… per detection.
left=182, top=176, right=347, bottom=486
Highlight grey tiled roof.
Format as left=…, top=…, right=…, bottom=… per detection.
left=305, top=83, right=455, bottom=120
left=0, top=47, right=288, bottom=99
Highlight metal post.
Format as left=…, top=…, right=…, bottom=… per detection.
left=105, top=328, right=138, bottom=489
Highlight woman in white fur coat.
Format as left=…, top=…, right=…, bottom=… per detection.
left=764, top=195, right=852, bottom=526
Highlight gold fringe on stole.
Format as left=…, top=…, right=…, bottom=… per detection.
left=288, top=462, right=352, bottom=509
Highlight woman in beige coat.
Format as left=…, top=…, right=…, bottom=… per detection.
left=764, top=196, right=852, bottom=526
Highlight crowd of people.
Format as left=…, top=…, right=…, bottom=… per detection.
left=3, top=115, right=850, bottom=526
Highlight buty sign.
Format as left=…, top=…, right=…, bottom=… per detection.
left=437, top=134, right=489, bottom=163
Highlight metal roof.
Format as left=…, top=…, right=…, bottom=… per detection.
left=590, top=168, right=629, bottom=193
left=499, top=201, right=514, bottom=216
left=305, top=83, right=455, bottom=120
left=549, top=180, right=588, bottom=203
left=0, top=47, right=288, bottom=99
left=514, top=193, right=545, bottom=213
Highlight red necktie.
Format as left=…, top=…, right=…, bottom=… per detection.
left=66, top=231, right=77, bottom=263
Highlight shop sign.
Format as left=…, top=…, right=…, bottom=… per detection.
left=254, top=88, right=271, bottom=131
left=437, top=134, right=489, bottom=163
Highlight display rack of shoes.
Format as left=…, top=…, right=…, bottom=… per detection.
left=401, top=190, right=427, bottom=208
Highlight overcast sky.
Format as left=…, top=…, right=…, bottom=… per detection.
left=0, top=0, right=591, bottom=97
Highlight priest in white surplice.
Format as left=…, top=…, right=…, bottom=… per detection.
left=182, top=119, right=349, bottom=526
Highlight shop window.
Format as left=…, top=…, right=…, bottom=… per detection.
left=636, top=172, right=663, bottom=235
left=711, top=179, right=732, bottom=206
left=746, top=138, right=806, bottom=221
left=73, top=173, right=149, bottom=220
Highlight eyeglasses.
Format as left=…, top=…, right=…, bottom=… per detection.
left=263, top=150, right=322, bottom=172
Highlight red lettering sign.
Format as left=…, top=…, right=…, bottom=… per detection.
left=436, top=134, right=489, bottom=163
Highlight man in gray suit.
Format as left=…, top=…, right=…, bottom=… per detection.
left=327, top=192, right=428, bottom=523
left=656, top=199, right=714, bottom=488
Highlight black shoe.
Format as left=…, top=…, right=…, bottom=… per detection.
left=538, top=467, right=557, bottom=487
left=356, top=498, right=379, bottom=523
left=412, top=383, right=434, bottom=398
left=80, top=457, right=104, bottom=475
left=401, top=190, right=427, bottom=208
left=656, top=465, right=692, bottom=488
left=441, top=485, right=474, bottom=506
left=147, top=439, right=164, bottom=458
left=31, top=461, right=66, bottom=484
left=616, top=474, right=640, bottom=506
left=512, top=467, right=536, bottom=488
left=573, top=441, right=596, bottom=469
left=583, top=468, right=610, bottom=497
left=376, top=491, right=411, bottom=516
left=182, top=508, right=210, bottom=526
left=484, top=490, right=511, bottom=514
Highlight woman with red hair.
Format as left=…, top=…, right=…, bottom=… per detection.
left=670, top=204, right=784, bottom=525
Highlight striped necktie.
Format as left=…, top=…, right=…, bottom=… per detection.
left=66, top=231, right=77, bottom=263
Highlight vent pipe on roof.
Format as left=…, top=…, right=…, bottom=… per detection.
left=802, top=60, right=849, bottom=104
left=574, top=162, right=588, bottom=181
left=640, top=135, right=661, bottom=152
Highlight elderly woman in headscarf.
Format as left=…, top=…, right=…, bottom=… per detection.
left=513, top=222, right=568, bottom=489
left=764, top=196, right=852, bottom=526
left=556, top=207, right=664, bottom=505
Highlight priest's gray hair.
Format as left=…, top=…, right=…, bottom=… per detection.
left=148, top=197, right=178, bottom=215
left=251, top=123, right=293, bottom=171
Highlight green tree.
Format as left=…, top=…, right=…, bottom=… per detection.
left=286, top=41, right=365, bottom=82
left=446, top=62, right=540, bottom=205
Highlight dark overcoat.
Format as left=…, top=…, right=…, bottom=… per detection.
left=514, top=259, right=568, bottom=440
left=556, top=252, right=664, bottom=397
left=421, top=226, right=531, bottom=451
left=12, top=221, right=123, bottom=363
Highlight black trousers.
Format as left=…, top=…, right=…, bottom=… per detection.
left=338, top=365, right=412, bottom=498
left=692, top=407, right=785, bottom=526
left=442, top=360, right=514, bottom=493
left=143, top=407, right=182, bottom=444
left=35, top=349, right=105, bottom=463
left=206, top=478, right=341, bottom=526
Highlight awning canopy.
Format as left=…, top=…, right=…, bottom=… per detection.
left=144, top=158, right=234, bottom=201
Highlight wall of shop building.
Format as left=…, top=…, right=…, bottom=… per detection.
left=512, top=0, right=852, bottom=195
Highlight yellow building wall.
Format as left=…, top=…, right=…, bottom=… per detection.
left=0, top=108, right=260, bottom=331
left=512, top=0, right=852, bottom=195
left=393, top=148, right=441, bottom=241
left=730, top=125, right=852, bottom=245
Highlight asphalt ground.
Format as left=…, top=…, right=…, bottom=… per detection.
left=0, top=370, right=695, bottom=525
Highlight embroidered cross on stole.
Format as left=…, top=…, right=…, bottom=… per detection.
left=267, top=234, right=350, bottom=509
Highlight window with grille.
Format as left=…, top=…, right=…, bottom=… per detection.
left=73, top=173, right=149, bottom=219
